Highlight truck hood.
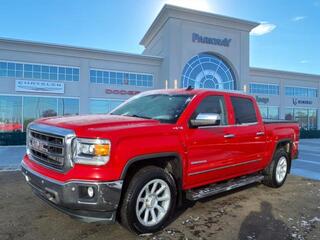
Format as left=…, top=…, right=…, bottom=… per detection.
left=35, top=114, right=161, bottom=135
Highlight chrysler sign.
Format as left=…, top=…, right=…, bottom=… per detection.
left=192, top=33, right=232, bottom=47
left=15, top=80, right=64, bottom=94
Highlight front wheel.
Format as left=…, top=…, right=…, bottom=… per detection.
left=263, top=148, right=289, bottom=188
left=119, top=166, right=177, bottom=234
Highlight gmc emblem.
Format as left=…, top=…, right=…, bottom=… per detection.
left=30, top=139, right=48, bottom=153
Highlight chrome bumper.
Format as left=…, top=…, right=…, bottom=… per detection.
left=21, top=161, right=123, bottom=223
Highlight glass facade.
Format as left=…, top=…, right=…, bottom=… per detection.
left=181, top=53, right=235, bottom=90
left=89, top=99, right=124, bottom=114
left=285, top=86, right=318, bottom=97
left=0, top=95, right=79, bottom=132
left=285, top=108, right=317, bottom=130
left=258, top=105, right=279, bottom=120
left=0, top=61, right=79, bottom=81
left=90, top=69, right=153, bottom=87
left=249, top=83, right=279, bottom=95
left=0, top=96, right=22, bottom=132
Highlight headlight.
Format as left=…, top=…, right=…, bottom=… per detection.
left=72, top=138, right=111, bottom=166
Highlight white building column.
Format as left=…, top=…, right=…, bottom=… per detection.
left=79, top=60, right=90, bottom=115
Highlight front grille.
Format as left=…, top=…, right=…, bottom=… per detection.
left=30, top=131, right=63, bottom=145
left=28, top=129, right=66, bottom=170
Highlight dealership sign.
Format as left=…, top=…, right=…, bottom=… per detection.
left=192, top=33, right=232, bottom=47
left=105, top=88, right=140, bottom=96
left=293, top=98, right=312, bottom=105
left=255, top=96, right=269, bottom=104
left=15, top=80, right=64, bottom=94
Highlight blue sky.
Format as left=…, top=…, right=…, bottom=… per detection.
left=0, top=0, right=319, bottom=74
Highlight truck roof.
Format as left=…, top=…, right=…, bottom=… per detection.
left=148, top=88, right=250, bottom=98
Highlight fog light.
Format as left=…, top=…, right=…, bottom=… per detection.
left=26, top=147, right=30, bottom=155
left=87, top=186, right=94, bottom=198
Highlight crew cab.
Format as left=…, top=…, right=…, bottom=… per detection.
left=21, top=89, right=300, bottom=233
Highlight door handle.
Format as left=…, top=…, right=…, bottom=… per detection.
left=224, top=134, right=235, bottom=139
left=256, top=131, right=265, bottom=136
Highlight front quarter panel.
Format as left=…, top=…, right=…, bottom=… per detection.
left=108, top=124, right=186, bottom=181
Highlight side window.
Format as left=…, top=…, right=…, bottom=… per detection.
left=191, top=96, right=228, bottom=125
left=231, top=96, right=257, bottom=124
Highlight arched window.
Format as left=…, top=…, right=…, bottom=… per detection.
left=181, top=53, right=235, bottom=90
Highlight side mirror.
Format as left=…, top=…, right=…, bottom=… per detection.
left=190, top=113, right=221, bottom=128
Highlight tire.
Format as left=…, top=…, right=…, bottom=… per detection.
left=263, top=148, right=289, bottom=188
left=119, top=166, right=177, bottom=234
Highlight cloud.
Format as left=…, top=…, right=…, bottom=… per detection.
left=250, top=22, right=276, bottom=36
left=300, top=60, right=309, bottom=64
left=292, top=16, right=306, bottom=22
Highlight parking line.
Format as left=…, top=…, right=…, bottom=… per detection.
left=296, top=159, right=320, bottom=165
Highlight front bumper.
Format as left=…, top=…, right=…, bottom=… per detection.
left=21, top=161, right=123, bottom=223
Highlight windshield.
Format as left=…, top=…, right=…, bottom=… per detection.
left=110, top=93, right=194, bottom=123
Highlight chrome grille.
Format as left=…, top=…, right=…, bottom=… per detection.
left=27, top=123, right=75, bottom=171
left=28, top=130, right=65, bottom=169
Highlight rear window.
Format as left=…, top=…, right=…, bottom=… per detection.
left=231, top=96, right=257, bottom=124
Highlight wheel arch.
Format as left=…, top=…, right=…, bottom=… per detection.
left=120, top=152, right=184, bottom=205
left=273, top=138, right=293, bottom=173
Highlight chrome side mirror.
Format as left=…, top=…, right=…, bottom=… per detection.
left=190, top=113, right=221, bottom=128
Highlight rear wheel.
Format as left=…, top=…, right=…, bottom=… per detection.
left=263, top=148, right=289, bottom=188
left=119, top=166, right=177, bottom=234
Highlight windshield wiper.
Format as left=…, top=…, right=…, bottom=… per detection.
left=124, top=114, right=153, bottom=120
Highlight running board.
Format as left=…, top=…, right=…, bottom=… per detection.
left=186, top=174, right=264, bottom=201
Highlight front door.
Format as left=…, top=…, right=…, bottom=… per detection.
left=185, top=95, right=233, bottom=187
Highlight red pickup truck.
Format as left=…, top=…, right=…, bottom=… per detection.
left=21, top=89, right=299, bottom=233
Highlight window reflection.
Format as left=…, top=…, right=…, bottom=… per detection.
left=258, top=105, right=279, bottom=120
left=90, top=99, right=124, bottom=114
left=58, top=98, right=79, bottom=116
left=181, top=53, right=235, bottom=90
left=90, top=69, right=153, bottom=87
left=250, top=83, right=279, bottom=95
left=23, top=97, right=57, bottom=130
left=285, top=86, right=318, bottom=97
left=0, top=95, right=79, bottom=132
left=0, top=96, right=22, bottom=132
left=0, top=61, right=79, bottom=81
left=285, top=108, right=317, bottom=130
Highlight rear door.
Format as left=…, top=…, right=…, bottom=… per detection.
left=225, top=96, right=267, bottom=174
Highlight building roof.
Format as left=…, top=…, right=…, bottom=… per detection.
left=250, top=67, right=320, bottom=81
left=140, top=4, right=259, bottom=47
left=0, top=37, right=163, bottom=63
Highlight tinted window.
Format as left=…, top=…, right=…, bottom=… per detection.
left=231, top=97, right=257, bottom=124
left=191, top=96, right=228, bottom=125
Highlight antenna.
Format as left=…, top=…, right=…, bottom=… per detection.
left=186, top=85, right=193, bottom=91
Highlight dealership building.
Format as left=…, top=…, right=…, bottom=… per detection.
left=0, top=4, right=320, bottom=132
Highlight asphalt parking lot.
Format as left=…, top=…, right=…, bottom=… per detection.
left=0, top=139, right=319, bottom=240
left=291, top=139, right=320, bottom=181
